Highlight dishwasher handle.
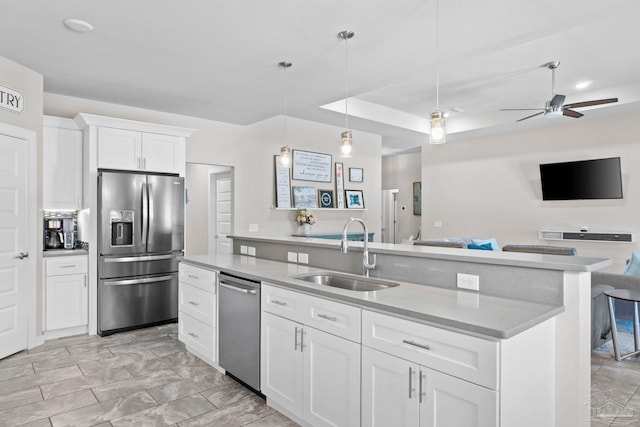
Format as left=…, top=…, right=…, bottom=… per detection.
left=220, top=282, right=258, bottom=295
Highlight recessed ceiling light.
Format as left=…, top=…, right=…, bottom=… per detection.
left=574, top=81, right=592, bottom=90
left=63, top=18, right=94, bottom=33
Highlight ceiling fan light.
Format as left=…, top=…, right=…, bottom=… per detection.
left=429, top=111, right=446, bottom=144
left=340, top=131, right=353, bottom=157
left=280, top=145, right=291, bottom=167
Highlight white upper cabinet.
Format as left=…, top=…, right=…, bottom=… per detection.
left=43, top=117, right=83, bottom=210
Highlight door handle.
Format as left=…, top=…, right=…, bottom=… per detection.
left=104, top=275, right=173, bottom=286
left=14, top=252, right=29, bottom=260
left=219, top=282, right=257, bottom=295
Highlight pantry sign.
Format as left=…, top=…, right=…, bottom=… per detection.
left=0, top=84, right=24, bottom=113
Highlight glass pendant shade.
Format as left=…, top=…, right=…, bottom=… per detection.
left=280, top=145, right=291, bottom=167
left=429, top=111, right=446, bottom=144
left=340, top=130, right=353, bottom=157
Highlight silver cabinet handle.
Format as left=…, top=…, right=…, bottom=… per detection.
left=299, top=327, right=304, bottom=352
left=187, top=274, right=199, bottom=279
left=403, top=339, right=431, bottom=351
left=294, top=326, right=299, bottom=350
left=58, top=264, right=77, bottom=269
left=409, top=367, right=413, bottom=399
left=317, top=313, right=337, bottom=321
left=14, top=252, right=29, bottom=260
left=272, top=300, right=287, bottom=306
left=419, top=370, right=424, bottom=403
left=188, top=301, right=199, bottom=306
left=188, top=332, right=198, bottom=338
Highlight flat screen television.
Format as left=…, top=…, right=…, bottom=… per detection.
left=539, top=157, right=623, bottom=200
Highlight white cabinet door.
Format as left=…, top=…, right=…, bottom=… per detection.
left=362, top=346, right=420, bottom=427
left=141, top=133, right=183, bottom=174
left=46, top=274, right=87, bottom=330
left=422, top=368, right=498, bottom=427
left=43, top=125, right=82, bottom=210
left=98, top=127, right=141, bottom=170
left=303, top=327, right=361, bottom=427
left=261, top=312, right=304, bottom=418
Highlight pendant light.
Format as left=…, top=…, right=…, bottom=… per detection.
left=278, top=61, right=292, bottom=167
left=429, top=0, right=446, bottom=144
left=338, top=30, right=355, bottom=157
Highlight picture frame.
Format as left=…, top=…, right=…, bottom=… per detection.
left=318, top=189, right=334, bottom=208
left=274, top=155, right=291, bottom=208
left=345, top=189, right=365, bottom=209
left=349, top=167, right=363, bottom=182
left=292, top=186, right=318, bottom=208
left=335, top=162, right=345, bottom=208
left=413, top=181, right=422, bottom=215
left=292, top=149, right=332, bottom=182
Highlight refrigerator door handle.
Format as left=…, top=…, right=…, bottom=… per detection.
left=141, top=182, right=149, bottom=246
left=148, top=182, right=154, bottom=233
left=104, top=275, right=174, bottom=286
left=104, top=254, right=179, bottom=263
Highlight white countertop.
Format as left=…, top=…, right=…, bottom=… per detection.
left=183, top=252, right=566, bottom=340
left=43, top=249, right=89, bottom=257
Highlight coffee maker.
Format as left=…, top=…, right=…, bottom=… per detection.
left=44, top=216, right=76, bottom=250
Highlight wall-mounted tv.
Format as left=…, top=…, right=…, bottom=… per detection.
left=539, top=157, right=623, bottom=200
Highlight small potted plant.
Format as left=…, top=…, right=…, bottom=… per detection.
left=295, top=208, right=316, bottom=234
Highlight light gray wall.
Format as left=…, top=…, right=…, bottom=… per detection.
left=420, top=111, right=640, bottom=272
left=44, top=93, right=383, bottom=253
left=0, top=56, right=44, bottom=334
left=382, top=151, right=422, bottom=241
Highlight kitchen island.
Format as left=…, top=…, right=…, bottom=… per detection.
left=182, top=235, right=610, bottom=427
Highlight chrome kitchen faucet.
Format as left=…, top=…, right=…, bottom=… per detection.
left=340, top=218, right=376, bottom=277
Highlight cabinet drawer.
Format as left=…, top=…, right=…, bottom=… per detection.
left=179, top=312, right=215, bottom=363
left=262, top=283, right=305, bottom=322
left=179, top=283, right=216, bottom=327
left=179, top=263, right=217, bottom=292
left=362, top=310, right=499, bottom=389
left=304, top=296, right=361, bottom=342
left=46, top=256, right=88, bottom=276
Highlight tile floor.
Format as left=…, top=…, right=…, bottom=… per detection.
left=0, top=324, right=299, bottom=427
left=1, top=323, right=638, bottom=427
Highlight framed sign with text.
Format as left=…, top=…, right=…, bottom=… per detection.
left=292, top=150, right=332, bottom=182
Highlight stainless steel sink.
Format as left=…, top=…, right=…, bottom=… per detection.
left=292, top=272, right=399, bottom=292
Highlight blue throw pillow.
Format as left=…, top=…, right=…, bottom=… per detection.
left=472, top=238, right=500, bottom=251
left=467, top=242, right=493, bottom=250
left=623, top=252, right=640, bottom=276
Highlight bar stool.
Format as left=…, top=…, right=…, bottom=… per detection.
left=604, top=289, right=640, bottom=361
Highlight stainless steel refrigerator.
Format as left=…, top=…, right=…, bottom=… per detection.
left=98, top=171, right=184, bottom=336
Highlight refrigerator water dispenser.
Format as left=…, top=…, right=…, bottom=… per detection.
left=110, top=210, right=134, bottom=247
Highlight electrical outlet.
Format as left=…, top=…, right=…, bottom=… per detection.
left=298, top=253, right=309, bottom=264
left=287, top=252, right=298, bottom=263
left=248, top=246, right=256, bottom=256
left=457, top=273, right=480, bottom=291
left=434, top=220, right=443, bottom=227
left=240, top=245, right=248, bottom=255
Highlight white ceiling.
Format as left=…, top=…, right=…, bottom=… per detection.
left=3, top=0, right=640, bottom=154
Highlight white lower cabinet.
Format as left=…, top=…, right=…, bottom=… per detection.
left=44, top=255, right=88, bottom=333
left=178, top=263, right=218, bottom=365
left=261, top=284, right=361, bottom=427
left=362, top=346, right=497, bottom=427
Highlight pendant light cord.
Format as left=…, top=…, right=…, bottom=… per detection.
left=435, top=0, right=440, bottom=111
left=345, top=35, right=349, bottom=130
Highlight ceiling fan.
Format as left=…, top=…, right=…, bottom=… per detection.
left=501, top=61, right=618, bottom=122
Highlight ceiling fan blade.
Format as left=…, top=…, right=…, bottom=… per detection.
left=563, top=109, right=584, bottom=118
left=550, top=94, right=565, bottom=107
left=516, top=111, right=545, bottom=122
left=564, top=98, right=619, bottom=109
left=500, top=108, right=545, bottom=111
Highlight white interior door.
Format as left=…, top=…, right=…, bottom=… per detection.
left=209, top=171, right=233, bottom=254
left=0, top=131, right=29, bottom=359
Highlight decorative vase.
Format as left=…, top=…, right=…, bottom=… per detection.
left=303, top=224, right=312, bottom=235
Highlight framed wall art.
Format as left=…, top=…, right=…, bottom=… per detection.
left=335, top=162, right=345, bottom=208
left=292, top=149, right=332, bottom=182
left=413, top=181, right=422, bottom=215
left=318, top=189, right=334, bottom=208
left=345, top=189, right=365, bottom=209
left=292, top=186, right=318, bottom=208
left=349, top=167, right=363, bottom=182
left=274, top=155, right=292, bottom=208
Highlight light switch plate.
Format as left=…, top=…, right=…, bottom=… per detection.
left=298, top=253, right=309, bottom=264
left=240, top=245, right=248, bottom=255
left=248, top=246, right=256, bottom=256
left=287, top=252, right=298, bottom=263
left=457, top=273, right=479, bottom=291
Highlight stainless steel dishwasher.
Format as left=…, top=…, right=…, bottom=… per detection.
left=218, top=271, right=261, bottom=392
